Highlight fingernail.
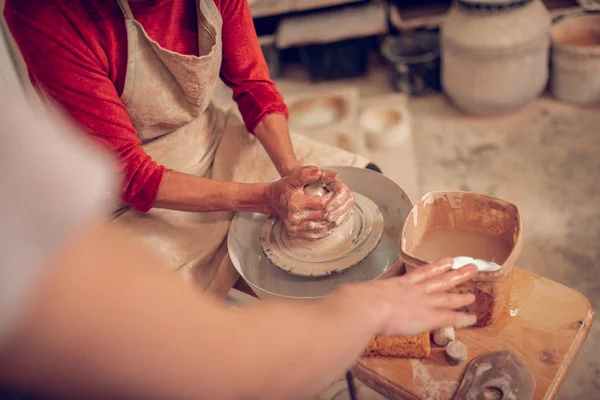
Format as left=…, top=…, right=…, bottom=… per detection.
left=455, top=314, right=478, bottom=329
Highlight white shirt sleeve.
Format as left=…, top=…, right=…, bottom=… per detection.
left=0, top=80, right=115, bottom=345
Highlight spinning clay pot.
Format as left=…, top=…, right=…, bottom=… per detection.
left=260, top=183, right=384, bottom=277
left=228, top=167, right=413, bottom=300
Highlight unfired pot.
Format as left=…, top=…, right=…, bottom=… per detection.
left=551, top=12, right=600, bottom=105
left=442, top=0, right=551, bottom=115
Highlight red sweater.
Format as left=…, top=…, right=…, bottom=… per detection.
left=4, top=0, right=288, bottom=212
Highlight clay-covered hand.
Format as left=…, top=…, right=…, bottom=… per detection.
left=320, top=169, right=354, bottom=226
left=335, top=259, right=479, bottom=337
left=264, top=166, right=333, bottom=239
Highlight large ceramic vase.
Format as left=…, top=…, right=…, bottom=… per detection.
left=442, top=0, right=551, bottom=115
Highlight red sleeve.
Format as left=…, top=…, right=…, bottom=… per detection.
left=218, top=0, right=288, bottom=133
left=3, top=2, right=163, bottom=213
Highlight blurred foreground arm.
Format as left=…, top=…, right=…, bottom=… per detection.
left=0, top=81, right=477, bottom=399
left=0, top=225, right=477, bottom=400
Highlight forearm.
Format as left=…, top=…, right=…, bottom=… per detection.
left=153, top=170, right=270, bottom=213
left=254, top=113, right=300, bottom=177
left=0, top=225, right=385, bottom=400
left=230, top=293, right=387, bottom=399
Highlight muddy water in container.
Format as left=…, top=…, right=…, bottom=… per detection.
left=413, top=228, right=513, bottom=267
left=400, top=191, right=524, bottom=327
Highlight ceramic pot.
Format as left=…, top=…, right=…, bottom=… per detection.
left=442, top=0, right=551, bottom=115
left=399, top=191, right=524, bottom=327
left=551, top=11, right=600, bottom=105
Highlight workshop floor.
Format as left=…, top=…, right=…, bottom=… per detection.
left=217, top=63, right=600, bottom=399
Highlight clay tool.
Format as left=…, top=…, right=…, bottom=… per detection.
left=445, top=341, right=468, bottom=365
left=453, top=350, right=536, bottom=400
left=433, top=327, right=455, bottom=347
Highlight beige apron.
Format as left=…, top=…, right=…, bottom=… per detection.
left=112, top=0, right=370, bottom=297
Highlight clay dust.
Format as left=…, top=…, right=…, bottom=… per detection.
left=410, top=359, right=458, bottom=400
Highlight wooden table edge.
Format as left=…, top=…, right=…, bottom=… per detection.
left=545, top=296, right=594, bottom=399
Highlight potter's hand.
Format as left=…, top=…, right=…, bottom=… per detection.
left=265, top=166, right=332, bottom=239
left=320, top=170, right=354, bottom=226
left=333, top=259, right=478, bottom=337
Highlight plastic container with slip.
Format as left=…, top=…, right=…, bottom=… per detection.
left=551, top=10, right=600, bottom=105
left=441, top=0, right=551, bottom=115
left=399, top=191, right=524, bottom=327
left=275, top=3, right=387, bottom=81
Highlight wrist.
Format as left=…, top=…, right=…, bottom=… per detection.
left=327, top=283, right=392, bottom=335
left=232, top=182, right=272, bottom=214
left=278, top=158, right=301, bottom=177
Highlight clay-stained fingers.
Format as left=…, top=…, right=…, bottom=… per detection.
left=426, top=292, right=476, bottom=310
left=288, top=192, right=331, bottom=212
left=320, top=169, right=340, bottom=183
left=429, top=311, right=478, bottom=330
left=401, top=258, right=454, bottom=284
left=330, top=208, right=353, bottom=227
left=286, top=209, right=326, bottom=224
left=320, top=170, right=353, bottom=212
left=325, top=195, right=354, bottom=224
left=288, top=166, right=323, bottom=188
left=325, top=185, right=352, bottom=213
left=420, top=264, right=478, bottom=294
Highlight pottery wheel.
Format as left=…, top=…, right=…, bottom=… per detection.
left=228, top=167, right=414, bottom=299
left=260, top=192, right=384, bottom=277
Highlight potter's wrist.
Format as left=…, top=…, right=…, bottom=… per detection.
left=232, top=183, right=271, bottom=214
left=278, top=158, right=301, bottom=177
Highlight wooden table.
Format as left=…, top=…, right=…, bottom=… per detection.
left=353, top=268, right=594, bottom=400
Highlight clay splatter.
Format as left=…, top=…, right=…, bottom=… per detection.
left=410, top=359, right=458, bottom=400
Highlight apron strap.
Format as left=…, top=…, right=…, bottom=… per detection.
left=116, top=0, right=135, bottom=20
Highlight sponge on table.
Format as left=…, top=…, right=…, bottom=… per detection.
left=362, top=332, right=431, bottom=358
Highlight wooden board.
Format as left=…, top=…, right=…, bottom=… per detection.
left=353, top=268, right=593, bottom=400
